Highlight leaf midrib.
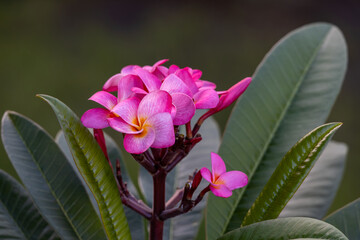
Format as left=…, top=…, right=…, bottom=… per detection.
left=9, top=115, right=83, bottom=240
left=220, top=26, right=333, bottom=235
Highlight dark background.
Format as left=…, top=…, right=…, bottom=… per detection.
left=0, top=0, right=359, bottom=215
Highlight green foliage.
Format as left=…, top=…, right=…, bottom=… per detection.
left=206, top=22, right=347, bottom=239
left=280, top=141, right=347, bottom=218
left=0, top=169, right=60, bottom=240
left=325, top=198, right=360, bottom=240
left=241, top=123, right=342, bottom=226
left=1, top=111, right=106, bottom=240
left=38, top=94, right=130, bottom=240
left=218, top=218, right=348, bottom=240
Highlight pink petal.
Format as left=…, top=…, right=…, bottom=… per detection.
left=160, top=74, right=193, bottom=96
left=108, top=117, right=142, bottom=134
left=118, top=74, right=143, bottom=101
left=131, top=87, right=148, bottom=95
left=192, top=69, right=202, bottom=80
left=196, top=80, right=217, bottom=90
left=152, top=59, right=168, bottom=70
left=216, top=171, right=248, bottom=190
left=171, top=93, right=196, bottom=125
left=209, top=184, right=232, bottom=198
left=133, top=67, right=161, bottom=92
left=103, top=73, right=123, bottom=92
left=111, top=97, right=140, bottom=127
left=168, top=65, right=180, bottom=74
left=121, top=65, right=138, bottom=74
left=175, top=68, right=198, bottom=95
left=137, top=90, right=172, bottom=121
left=89, top=91, right=118, bottom=110
left=211, top=152, right=226, bottom=181
left=193, top=89, right=219, bottom=109
left=216, top=77, right=252, bottom=112
left=81, top=108, right=110, bottom=129
left=123, top=128, right=155, bottom=154
left=200, top=167, right=212, bottom=183
left=144, top=112, right=175, bottom=148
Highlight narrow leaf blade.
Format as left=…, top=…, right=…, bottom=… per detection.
left=280, top=141, right=347, bottom=219
left=1, top=111, right=107, bottom=240
left=0, top=169, right=60, bottom=240
left=241, top=123, right=342, bottom=226
left=38, top=94, right=131, bottom=240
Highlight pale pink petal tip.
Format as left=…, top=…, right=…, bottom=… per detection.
left=81, top=108, right=110, bottom=129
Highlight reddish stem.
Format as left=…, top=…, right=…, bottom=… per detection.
left=150, top=170, right=166, bottom=240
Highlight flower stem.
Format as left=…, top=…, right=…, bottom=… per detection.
left=150, top=169, right=166, bottom=240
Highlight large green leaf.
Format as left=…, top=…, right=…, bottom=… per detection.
left=218, top=217, right=348, bottom=240
left=280, top=141, right=347, bottom=219
left=0, top=169, right=60, bottom=240
left=1, top=111, right=107, bottom=240
left=325, top=198, right=360, bottom=240
left=206, top=22, right=347, bottom=239
left=56, top=130, right=146, bottom=240
left=38, top=94, right=130, bottom=240
left=241, top=123, right=342, bottom=226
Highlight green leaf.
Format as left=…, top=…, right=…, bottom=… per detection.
left=1, top=111, right=107, bottom=240
left=0, top=169, right=60, bottom=240
left=218, top=217, right=348, bottom=240
left=280, top=141, right=347, bottom=219
left=241, top=123, right=342, bottom=226
left=37, top=94, right=131, bottom=240
left=56, top=130, right=147, bottom=240
left=206, top=22, right=347, bottom=239
left=325, top=198, right=360, bottom=240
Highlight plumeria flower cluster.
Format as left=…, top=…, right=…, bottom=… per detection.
left=81, top=59, right=251, bottom=239
left=81, top=59, right=251, bottom=154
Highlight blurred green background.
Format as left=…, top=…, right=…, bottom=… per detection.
left=0, top=0, right=359, bottom=215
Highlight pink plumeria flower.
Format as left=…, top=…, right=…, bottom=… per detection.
left=81, top=91, right=120, bottom=129
left=200, top=152, right=248, bottom=198
left=107, top=90, right=175, bottom=154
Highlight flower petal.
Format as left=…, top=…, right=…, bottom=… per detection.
left=118, top=74, right=143, bottom=101
left=108, top=117, right=142, bottom=134
left=211, top=152, right=226, bottom=181
left=103, top=73, right=123, bottom=92
left=195, top=80, right=217, bottom=90
left=193, top=89, right=219, bottom=109
left=123, top=128, right=155, bottom=154
left=171, top=93, right=196, bottom=125
left=161, top=74, right=193, bottom=96
left=168, top=65, right=180, bottom=74
left=121, top=65, right=138, bottom=74
left=144, top=112, right=175, bottom=148
left=210, top=184, right=232, bottom=198
left=89, top=91, right=118, bottom=110
left=200, top=167, right=212, bottom=183
left=134, top=67, right=161, bottom=92
left=216, top=77, right=252, bottom=111
left=112, top=97, right=140, bottom=127
left=138, top=90, right=172, bottom=121
left=175, top=68, right=198, bottom=95
left=81, top=108, right=110, bottom=129
left=216, top=171, right=248, bottom=190
left=152, top=59, right=168, bottom=70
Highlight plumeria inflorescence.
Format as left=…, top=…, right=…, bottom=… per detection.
left=81, top=59, right=251, bottom=240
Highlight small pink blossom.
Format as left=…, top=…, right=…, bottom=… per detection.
left=200, top=152, right=248, bottom=198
